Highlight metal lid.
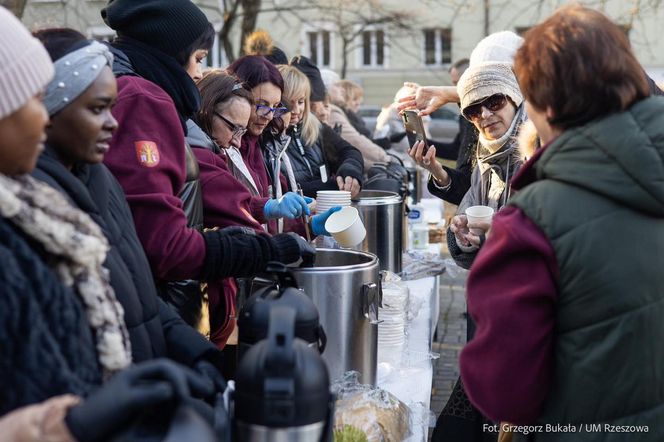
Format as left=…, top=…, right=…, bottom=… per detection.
left=352, top=190, right=402, bottom=206
left=291, top=248, right=377, bottom=274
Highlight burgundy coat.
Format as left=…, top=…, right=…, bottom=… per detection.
left=104, top=76, right=206, bottom=280
left=194, top=148, right=267, bottom=232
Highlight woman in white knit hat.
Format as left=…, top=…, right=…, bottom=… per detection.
left=422, top=35, right=528, bottom=442
left=411, top=61, right=527, bottom=269
left=0, top=7, right=216, bottom=441
left=406, top=31, right=524, bottom=207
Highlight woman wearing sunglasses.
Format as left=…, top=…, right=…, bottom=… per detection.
left=462, top=6, right=664, bottom=436
left=413, top=61, right=527, bottom=270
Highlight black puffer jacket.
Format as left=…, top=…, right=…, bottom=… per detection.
left=285, top=123, right=364, bottom=197
left=33, top=149, right=220, bottom=366
left=427, top=116, right=479, bottom=206
left=0, top=217, right=102, bottom=414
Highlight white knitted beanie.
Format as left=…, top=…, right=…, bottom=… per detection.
left=0, top=7, right=54, bottom=119
left=470, top=31, right=524, bottom=66
left=456, top=61, right=523, bottom=113
left=319, top=68, right=341, bottom=91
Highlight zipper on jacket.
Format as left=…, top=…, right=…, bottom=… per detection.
left=292, top=125, right=313, bottom=176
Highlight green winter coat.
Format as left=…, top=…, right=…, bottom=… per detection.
left=510, top=96, right=664, bottom=442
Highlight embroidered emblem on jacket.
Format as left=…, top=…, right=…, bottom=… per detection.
left=135, top=141, right=160, bottom=167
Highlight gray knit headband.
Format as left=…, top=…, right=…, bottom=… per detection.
left=43, top=41, right=114, bottom=117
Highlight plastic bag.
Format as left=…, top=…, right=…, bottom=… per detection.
left=332, top=372, right=411, bottom=442
left=400, top=250, right=446, bottom=280
left=440, top=257, right=468, bottom=279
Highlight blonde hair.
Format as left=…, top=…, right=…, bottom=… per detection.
left=278, top=64, right=320, bottom=146
left=243, top=29, right=274, bottom=56
left=337, top=79, right=363, bottom=105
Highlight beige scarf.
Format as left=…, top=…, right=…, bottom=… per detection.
left=0, top=174, right=132, bottom=378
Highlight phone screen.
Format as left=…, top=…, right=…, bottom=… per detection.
left=402, top=110, right=428, bottom=146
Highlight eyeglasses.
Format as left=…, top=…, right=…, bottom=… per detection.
left=462, top=94, right=508, bottom=121
left=214, top=112, right=247, bottom=138
left=255, top=104, right=289, bottom=118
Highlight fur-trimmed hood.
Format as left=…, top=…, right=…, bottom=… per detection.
left=516, top=119, right=540, bottom=162
left=516, top=120, right=541, bottom=163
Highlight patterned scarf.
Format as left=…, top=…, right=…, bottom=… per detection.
left=0, top=174, right=132, bottom=378
left=476, top=105, right=527, bottom=208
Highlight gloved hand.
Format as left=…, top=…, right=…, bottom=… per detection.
left=264, top=192, right=312, bottom=219
left=65, top=359, right=214, bottom=442
left=194, top=359, right=226, bottom=395
left=272, top=232, right=316, bottom=267
left=310, top=206, right=342, bottom=236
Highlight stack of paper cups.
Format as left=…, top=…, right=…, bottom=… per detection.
left=315, top=190, right=351, bottom=213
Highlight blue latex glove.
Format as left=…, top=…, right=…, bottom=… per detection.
left=264, top=192, right=313, bottom=219
left=310, top=206, right=342, bottom=236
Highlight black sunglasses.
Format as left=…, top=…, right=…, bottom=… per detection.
left=462, top=94, right=508, bottom=121
left=214, top=112, right=247, bottom=138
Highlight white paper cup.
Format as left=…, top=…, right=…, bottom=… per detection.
left=324, top=206, right=366, bottom=247
left=465, top=205, right=494, bottom=235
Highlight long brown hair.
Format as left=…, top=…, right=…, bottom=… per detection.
left=514, top=5, right=649, bottom=130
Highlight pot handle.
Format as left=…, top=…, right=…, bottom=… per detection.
left=362, top=282, right=382, bottom=325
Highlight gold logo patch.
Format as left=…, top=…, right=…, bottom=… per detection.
left=135, top=141, right=160, bottom=167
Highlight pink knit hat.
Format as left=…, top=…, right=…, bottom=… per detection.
left=0, top=6, right=54, bottom=119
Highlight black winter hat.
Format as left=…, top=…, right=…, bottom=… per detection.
left=265, top=47, right=289, bottom=66
left=290, top=55, right=326, bottom=102
left=102, top=0, right=210, bottom=58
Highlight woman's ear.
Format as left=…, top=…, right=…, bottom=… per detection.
left=545, top=106, right=555, bottom=121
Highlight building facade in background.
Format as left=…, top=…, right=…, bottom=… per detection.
left=21, top=0, right=664, bottom=106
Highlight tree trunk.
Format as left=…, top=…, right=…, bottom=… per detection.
left=341, top=39, right=349, bottom=79
left=220, top=0, right=241, bottom=62
left=0, top=0, right=27, bottom=18
left=239, top=0, right=261, bottom=56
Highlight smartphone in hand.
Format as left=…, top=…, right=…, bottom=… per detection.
left=402, top=110, right=428, bottom=148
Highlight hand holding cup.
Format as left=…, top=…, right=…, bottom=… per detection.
left=450, top=214, right=470, bottom=246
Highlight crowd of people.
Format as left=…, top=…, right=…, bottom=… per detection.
left=1, top=0, right=663, bottom=440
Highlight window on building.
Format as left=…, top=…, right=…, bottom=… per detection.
left=361, top=28, right=386, bottom=67
left=307, top=30, right=332, bottom=67
left=423, top=28, right=452, bottom=65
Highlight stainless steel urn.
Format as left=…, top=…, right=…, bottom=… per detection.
left=352, top=190, right=405, bottom=273
left=290, top=249, right=381, bottom=385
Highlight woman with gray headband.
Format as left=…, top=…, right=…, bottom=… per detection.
left=32, top=23, right=231, bottom=401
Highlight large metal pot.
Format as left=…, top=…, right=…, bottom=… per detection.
left=352, top=190, right=405, bottom=273
left=290, top=249, right=381, bottom=385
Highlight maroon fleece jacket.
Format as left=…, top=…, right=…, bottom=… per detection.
left=194, top=148, right=267, bottom=231
left=460, top=147, right=560, bottom=425
left=104, top=76, right=205, bottom=280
